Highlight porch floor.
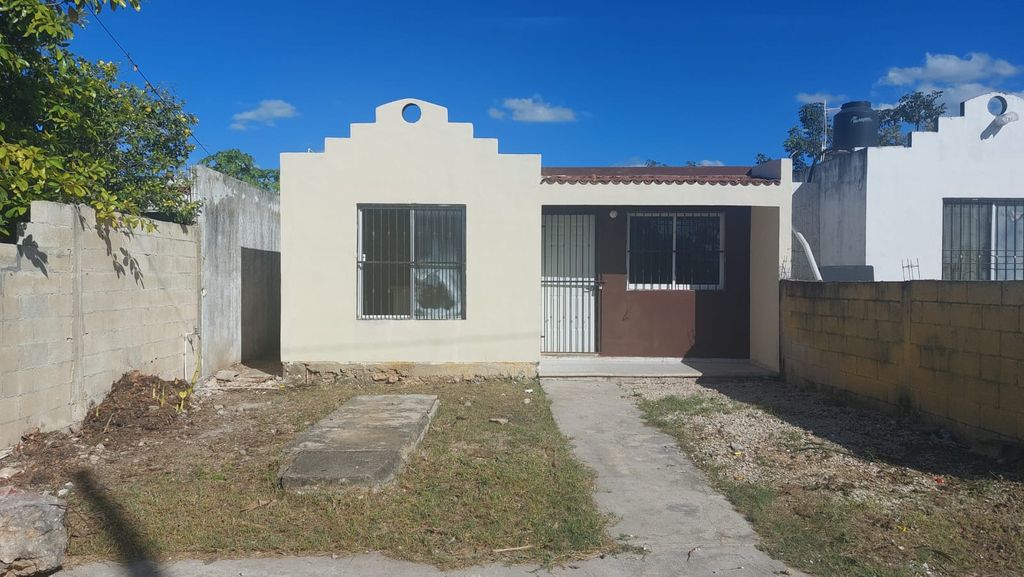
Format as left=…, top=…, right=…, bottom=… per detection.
left=537, top=356, right=776, bottom=379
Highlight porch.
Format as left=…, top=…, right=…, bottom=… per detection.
left=538, top=356, right=776, bottom=378
left=540, top=205, right=757, bottom=361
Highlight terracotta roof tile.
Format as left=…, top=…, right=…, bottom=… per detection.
left=540, top=166, right=779, bottom=186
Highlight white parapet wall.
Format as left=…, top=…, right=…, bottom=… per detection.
left=864, top=93, right=1024, bottom=281
left=0, top=201, right=199, bottom=449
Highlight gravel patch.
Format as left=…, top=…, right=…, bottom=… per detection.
left=623, top=376, right=1018, bottom=512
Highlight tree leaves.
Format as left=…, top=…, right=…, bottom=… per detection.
left=782, top=91, right=947, bottom=173
left=0, top=0, right=198, bottom=235
left=199, top=149, right=280, bottom=192
left=878, top=90, right=946, bottom=146
left=783, top=103, right=829, bottom=173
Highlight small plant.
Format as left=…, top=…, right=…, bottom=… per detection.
left=176, top=389, right=188, bottom=413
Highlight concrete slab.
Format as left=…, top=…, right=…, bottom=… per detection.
left=538, top=356, right=776, bottom=379
left=278, top=394, right=439, bottom=491
left=540, top=377, right=805, bottom=575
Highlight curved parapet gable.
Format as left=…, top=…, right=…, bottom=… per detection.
left=907, top=92, right=1024, bottom=148
left=374, top=98, right=449, bottom=124
left=279, top=100, right=543, bottom=366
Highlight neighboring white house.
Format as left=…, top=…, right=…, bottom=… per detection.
left=792, top=92, right=1024, bottom=281
left=280, top=99, right=792, bottom=377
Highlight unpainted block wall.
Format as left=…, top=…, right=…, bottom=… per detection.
left=0, top=201, right=198, bottom=449
left=781, top=280, right=1024, bottom=447
left=193, top=166, right=280, bottom=375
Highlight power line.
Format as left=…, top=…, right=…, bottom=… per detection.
left=86, top=6, right=212, bottom=157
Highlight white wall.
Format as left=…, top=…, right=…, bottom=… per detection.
left=865, top=93, right=1024, bottom=280
left=280, top=99, right=792, bottom=367
left=280, top=100, right=544, bottom=364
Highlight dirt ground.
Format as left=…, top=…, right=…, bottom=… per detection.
left=2, top=365, right=281, bottom=488
left=0, top=365, right=610, bottom=569
left=628, top=377, right=1024, bottom=577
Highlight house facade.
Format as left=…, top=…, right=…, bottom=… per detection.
left=280, top=99, right=792, bottom=376
left=792, top=92, right=1024, bottom=282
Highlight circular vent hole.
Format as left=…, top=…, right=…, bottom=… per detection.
left=402, top=103, right=422, bottom=123
left=988, top=95, right=1008, bottom=116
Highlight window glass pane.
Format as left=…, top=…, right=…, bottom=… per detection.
left=676, top=215, right=721, bottom=286
left=361, top=207, right=411, bottom=317
left=628, top=216, right=673, bottom=285
left=414, top=207, right=464, bottom=319
left=994, top=202, right=1024, bottom=280
left=942, top=200, right=992, bottom=280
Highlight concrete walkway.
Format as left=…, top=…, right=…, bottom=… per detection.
left=58, top=378, right=802, bottom=577
left=538, top=357, right=776, bottom=379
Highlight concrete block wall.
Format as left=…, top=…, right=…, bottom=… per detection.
left=781, top=280, right=1024, bottom=448
left=0, top=201, right=199, bottom=449
left=193, top=166, right=280, bottom=375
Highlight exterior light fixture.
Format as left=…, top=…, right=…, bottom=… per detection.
left=609, top=210, right=618, bottom=219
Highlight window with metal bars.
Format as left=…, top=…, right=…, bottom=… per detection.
left=357, top=205, right=466, bottom=319
left=627, top=212, right=725, bottom=290
left=942, top=199, right=1024, bottom=281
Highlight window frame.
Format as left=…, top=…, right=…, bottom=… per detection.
left=942, top=198, right=1024, bottom=281
left=626, top=211, right=726, bottom=291
left=356, top=203, right=467, bottom=320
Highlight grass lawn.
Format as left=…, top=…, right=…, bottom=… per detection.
left=11, top=374, right=612, bottom=569
left=633, top=379, right=1024, bottom=577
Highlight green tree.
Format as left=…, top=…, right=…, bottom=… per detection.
left=777, top=91, right=947, bottom=172
left=783, top=103, right=829, bottom=173
left=754, top=153, right=772, bottom=165
left=199, top=149, right=280, bottom=192
left=879, top=90, right=946, bottom=146
left=0, top=0, right=199, bottom=236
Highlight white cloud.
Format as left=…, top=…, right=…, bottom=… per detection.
left=697, top=159, right=725, bottom=166
left=875, top=53, right=1024, bottom=111
left=490, top=96, right=576, bottom=123
left=231, top=99, right=298, bottom=130
left=796, top=92, right=847, bottom=104
left=881, top=52, right=1018, bottom=87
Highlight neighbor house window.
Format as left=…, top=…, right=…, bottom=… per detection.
left=627, top=212, right=725, bottom=290
left=942, top=199, right=1024, bottom=280
left=358, top=205, right=465, bottom=319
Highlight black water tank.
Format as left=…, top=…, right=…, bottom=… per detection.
left=832, top=101, right=880, bottom=149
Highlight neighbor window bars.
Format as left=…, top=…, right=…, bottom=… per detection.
left=942, top=199, right=1024, bottom=281
left=627, top=211, right=725, bottom=290
left=357, top=205, right=466, bottom=319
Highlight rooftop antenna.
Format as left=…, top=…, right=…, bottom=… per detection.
left=820, top=99, right=842, bottom=154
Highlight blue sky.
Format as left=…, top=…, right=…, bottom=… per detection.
left=72, top=0, right=1024, bottom=169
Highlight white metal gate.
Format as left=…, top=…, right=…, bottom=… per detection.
left=542, top=214, right=597, bottom=353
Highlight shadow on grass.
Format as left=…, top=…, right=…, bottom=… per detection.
left=693, top=377, right=1024, bottom=483
left=73, top=469, right=163, bottom=577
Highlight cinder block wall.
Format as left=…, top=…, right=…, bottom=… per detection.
left=0, top=201, right=199, bottom=449
left=781, top=280, right=1024, bottom=447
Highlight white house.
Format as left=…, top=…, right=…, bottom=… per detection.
left=280, top=99, right=792, bottom=378
left=792, top=92, right=1024, bottom=281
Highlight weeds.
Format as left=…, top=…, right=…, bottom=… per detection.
left=66, top=378, right=614, bottom=569
left=638, top=390, right=1024, bottom=577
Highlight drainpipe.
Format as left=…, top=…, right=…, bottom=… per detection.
left=792, top=228, right=823, bottom=281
